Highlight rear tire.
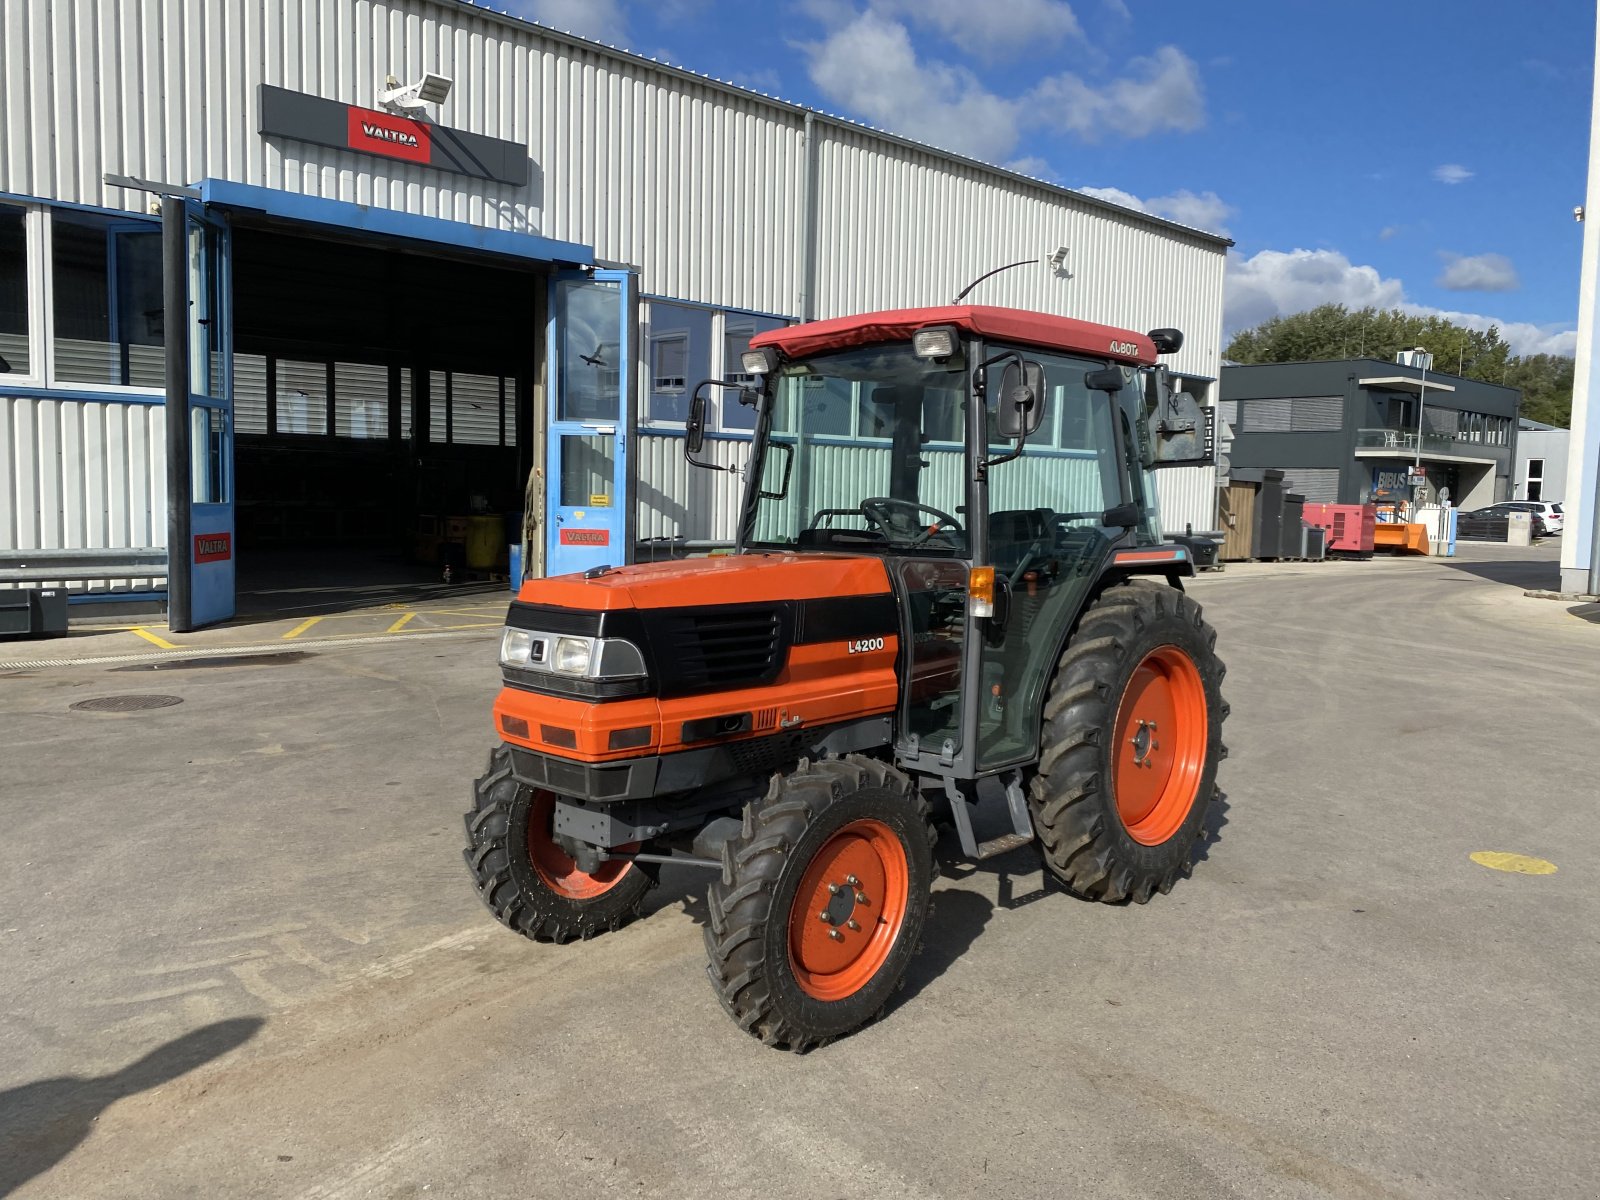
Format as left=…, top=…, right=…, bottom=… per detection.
left=463, top=745, right=653, bottom=943
left=704, top=755, right=935, bottom=1050
left=1030, top=581, right=1227, bottom=904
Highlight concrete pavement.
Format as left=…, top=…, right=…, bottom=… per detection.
left=1, top=542, right=1596, bottom=1198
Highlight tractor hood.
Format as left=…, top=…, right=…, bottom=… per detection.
left=519, top=553, right=893, bottom=611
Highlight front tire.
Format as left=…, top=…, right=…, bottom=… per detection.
left=705, top=756, right=935, bottom=1049
left=1030, top=581, right=1227, bottom=904
left=463, top=745, right=653, bottom=943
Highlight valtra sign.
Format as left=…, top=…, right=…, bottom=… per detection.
left=346, top=107, right=431, bottom=164
left=259, top=85, right=529, bottom=187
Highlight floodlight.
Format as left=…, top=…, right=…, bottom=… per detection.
left=378, top=71, right=454, bottom=112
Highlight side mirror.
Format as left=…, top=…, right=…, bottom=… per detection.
left=1084, top=367, right=1124, bottom=393
left=996, top=360, right=1046, bottom=439
left=1147, top=328, right=1183, bottom=355
left=685, top=389, right=708, bottom=455
left=758, top=442, right=794, bottom=499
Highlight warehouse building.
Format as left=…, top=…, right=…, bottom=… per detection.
left=0, top=0, right=1228, bottom=630
left=1220, top=359, right=1519, bottom=509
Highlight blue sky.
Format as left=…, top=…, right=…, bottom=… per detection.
left=503, top=0, right=1594, bottom=358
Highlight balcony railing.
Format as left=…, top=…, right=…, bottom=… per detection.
left=1355, top=428, right=1504, bottom=455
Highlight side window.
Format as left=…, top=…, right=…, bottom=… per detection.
left=52, top=210, right=165, bottom=388
left=0, top=204, right=30, bottom=377
left=643, top=301, right=710, bottom=425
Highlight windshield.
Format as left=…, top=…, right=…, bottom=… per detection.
left=749, top=344, right=970, bottom=554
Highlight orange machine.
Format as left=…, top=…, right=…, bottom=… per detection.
left=464, top=305, right=1230, bottom=1049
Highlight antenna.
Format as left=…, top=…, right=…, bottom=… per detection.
left=951, top=258, right=1039, bottom=305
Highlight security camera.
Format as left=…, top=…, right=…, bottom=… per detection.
left=1575, top=205, right=1586, bottom=222
left=379, top=71, right=453, bottom=112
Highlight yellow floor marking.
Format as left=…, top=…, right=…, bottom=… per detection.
left=282, top=616, right=324, bottom=639
left=130, top=627, right=177, bottom=649
left=430, top=621, right=501, bottom=631
left=386, top=612, right=416, bottom=634
left=1470, top=851, right=1557, bottom=875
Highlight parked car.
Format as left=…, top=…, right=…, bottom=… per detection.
left=1496, top=501, right=1564, bottom=534
left=1465, top=505, right=1548, bottom=538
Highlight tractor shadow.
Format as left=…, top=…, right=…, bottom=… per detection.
left=0, top=1017, right=263, bottom=1198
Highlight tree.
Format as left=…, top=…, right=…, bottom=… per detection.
left=1225, top=304, right=1571, bottom=427
left=1502, top=354, right=1574, bottom=427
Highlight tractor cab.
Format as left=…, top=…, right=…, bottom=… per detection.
left=685, top=305, right=1210, bottom=777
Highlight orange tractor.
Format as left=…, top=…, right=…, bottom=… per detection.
left=465, top=305, right=1227, bottom=1048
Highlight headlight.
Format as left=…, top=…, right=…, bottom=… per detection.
left=553, top=636, right=593, bottom=675
left=500, top=627, right=533, bottom=667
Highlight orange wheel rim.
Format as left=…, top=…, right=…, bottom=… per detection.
left=526, top=790, right=635, bottom=900
left=1111, top=645, right=1208, bottom=846
left=787, top=819, right=909, bottom=1002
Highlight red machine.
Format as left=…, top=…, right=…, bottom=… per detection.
left=1302, top=503, right=1376, bottom=556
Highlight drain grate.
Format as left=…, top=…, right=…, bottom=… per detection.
left=69, top=694, right=185, bottom=713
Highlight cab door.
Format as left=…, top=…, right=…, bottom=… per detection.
left=163, top=197, right=234, bottom=631
left=546, top=269, right=637, bottom=576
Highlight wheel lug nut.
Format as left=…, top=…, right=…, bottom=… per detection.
left=827, top=883, right=839, bottom=895
left=829, top=929, right=844, bottom=941
left=856, top=892, right=868, bottom=904
left=817, top=911, right=829, bottom=921
left=847, top=919, right=860, bottom=931
left=845, top=875, right=860, bottom=886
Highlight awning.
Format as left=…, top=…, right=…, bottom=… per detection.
left=1356, top=375, right=1456, bottom=395
left=197, top=178, right=593, bottom=266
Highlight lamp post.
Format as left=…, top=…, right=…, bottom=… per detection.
left=1409, top=347, right=1432, bottom=507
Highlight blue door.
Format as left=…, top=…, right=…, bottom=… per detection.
left=546, top=269, right=636, bottom=577
left=166, top=199, right=235, bottom=630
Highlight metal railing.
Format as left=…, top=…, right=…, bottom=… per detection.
left=0, top=547, right=168, bottom=587
left=1354, top=428, right=1504, bottom=455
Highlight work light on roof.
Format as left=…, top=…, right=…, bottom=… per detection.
left=912, top=326, right=958, bottom=360
left=741, top=347, right=779, bottom=376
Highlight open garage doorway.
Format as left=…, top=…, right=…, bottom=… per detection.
left=227, top=224, right=540, bottom=619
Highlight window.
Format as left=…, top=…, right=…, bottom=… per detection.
left=334, top=361, right=389, bottom=439
left=428, top=369, right=515, bottom=445
left=643, top=302, right=711, bottom=425
left=1527, top=458, right=1544, bottom=502
left=652, top=334, right=687, bottom=394
left=0, top=204, right=29, bottom=376
left=234, top=353, right=269, bottom=434
left=276, top=360, right=328, bottom=435
left=51, top=210, right=164, bottom=388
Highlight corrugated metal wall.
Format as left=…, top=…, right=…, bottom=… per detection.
left=813, top=127, right=1225, bottom=382
left=1153, top=466, right=1219, bottom=534
left=0, top=396, right=167, bottom=584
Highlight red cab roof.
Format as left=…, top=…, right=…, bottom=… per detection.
left=750, top=305, right=1159, bottom=366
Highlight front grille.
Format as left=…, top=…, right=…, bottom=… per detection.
left=652, top=607, right=786, bottom=694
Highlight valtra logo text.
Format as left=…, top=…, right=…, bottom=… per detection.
left=345, top=107, right=431, bottom=164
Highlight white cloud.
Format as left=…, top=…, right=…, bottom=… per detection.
left=1078, top=185, right=1233, bottom=235
left=803, top=11, right=1021, bottom=159
left=878, top=0, right=1083, bottom=59
left=1433, top=163, right=1474, bottom=185
left=1224, top=247, right=1573, bottom=357
left=503, top=0, right=630, bottom=43
left=1029, top=46, right=1205, bottom=140
left=801, top=9, right=1205, bottom=157
left=1378, top=225, right=1399, bottom=241
left=1437, top=252, right=1520, bottom=292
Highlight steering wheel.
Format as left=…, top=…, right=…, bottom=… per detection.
left=860, top=497, right=964, bottom=547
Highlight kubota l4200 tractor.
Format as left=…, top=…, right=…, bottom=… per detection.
left=464, top=305, right=1227, bottom=1049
